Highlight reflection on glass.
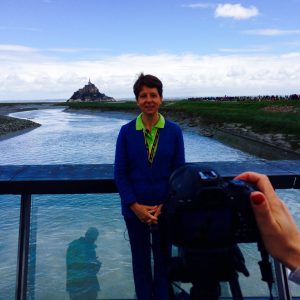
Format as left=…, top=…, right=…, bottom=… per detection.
left=66, top=227, right=102, bottom=300
left=0, top=195, right=20, bottom=299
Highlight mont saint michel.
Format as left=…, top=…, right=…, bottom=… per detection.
left=67, top=80, right=115, bottom=102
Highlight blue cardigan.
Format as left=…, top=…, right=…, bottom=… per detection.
left=114, top=118, right=185, bottom=218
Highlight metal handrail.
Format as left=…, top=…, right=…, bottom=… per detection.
left=1, top=161, right=300, bottom=194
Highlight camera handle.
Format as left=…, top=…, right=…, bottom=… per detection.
left=186, top=271, right=243, bottom=300
left=228, top=272, right=243, bottom=300
left=257, top=240, right=274, bottom=300
left=189, top=279, right=220, bottom=300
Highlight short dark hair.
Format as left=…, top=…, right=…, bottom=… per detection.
left=133, top=73, right=163, bottom=100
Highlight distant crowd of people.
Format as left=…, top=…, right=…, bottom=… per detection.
left=188, top=94, right=300, bottom=102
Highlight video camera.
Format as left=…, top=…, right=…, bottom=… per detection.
left=161, top=164, right=273, bottom=300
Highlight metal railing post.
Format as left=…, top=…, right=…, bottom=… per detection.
left=27, top=204, right=38, bottom=300
left=15, top=194, right=32, bottom=300
left=273, top=259, right=292, bottom=300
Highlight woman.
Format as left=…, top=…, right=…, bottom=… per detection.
left=114, top=73, right=185, bottom=299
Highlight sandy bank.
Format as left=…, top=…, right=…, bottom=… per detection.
left=0, top=115, right=40, bottom=137
left=0, top=103, right=57, bottom=140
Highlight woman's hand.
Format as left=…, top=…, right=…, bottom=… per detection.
left=130, top=202, right=161, bottom=225
left=235, top=171, right=300, bottom=271
left=153, top=204, right=163, bottom=220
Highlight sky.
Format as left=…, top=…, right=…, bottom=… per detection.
left=0, top=0, right=300, bottom=101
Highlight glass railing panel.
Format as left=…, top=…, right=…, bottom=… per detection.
left=0, top=195, right=20, bottom=299
left=1, top=189, right=298, bottom=299
left=287, top=273, right=300, bottom=298
left=238, top=243, right=278, bottom=298
left=277, top=189, right=300, bottom=298
left=27, top=193, right=135, bottom=300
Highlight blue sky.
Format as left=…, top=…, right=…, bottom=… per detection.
left=0, top=0, right=300, bottom=100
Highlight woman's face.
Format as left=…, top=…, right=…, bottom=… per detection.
left=137, top=86, right=162, bottom=116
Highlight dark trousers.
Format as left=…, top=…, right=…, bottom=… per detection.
left=125, top=217, right=170, bottom=300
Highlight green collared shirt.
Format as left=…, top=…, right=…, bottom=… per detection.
left=136, top=113, right=165, bottom=161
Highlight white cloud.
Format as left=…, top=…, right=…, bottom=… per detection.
left=0, top=45, right=300, bottom=100
left=0, top=44, right=38, bottom=53
left=215, top=3, right=258, bottom=20
left=182, top=3, right=214, bottom=9
left=219, top=46, right=270, bottom=53
left=243, top=29, right=300, bottom=36
left=47, top=47, right=107, bottom=53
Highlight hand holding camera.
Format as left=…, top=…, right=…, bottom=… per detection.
left=235, top=171, right=300, bottom=272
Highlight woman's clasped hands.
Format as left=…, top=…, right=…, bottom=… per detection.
left=130, top=202, right=162, bottom=225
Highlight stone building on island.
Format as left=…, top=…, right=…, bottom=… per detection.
left=67, top=80, right=115, bottom=102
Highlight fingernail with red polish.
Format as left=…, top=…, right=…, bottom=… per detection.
left=251, top=193, right=265, bottom=205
